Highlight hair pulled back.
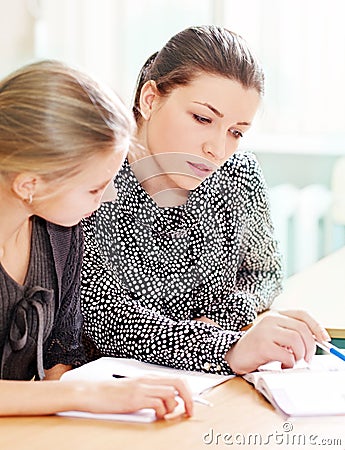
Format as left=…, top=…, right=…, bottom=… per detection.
left=133, top=25, right=264, bottom=123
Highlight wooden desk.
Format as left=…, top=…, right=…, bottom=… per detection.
left=0, top=377, right=344, bottom=450
left=1, top=249, right=345, bottom=450
left=274, top=246, right=345, bottom=339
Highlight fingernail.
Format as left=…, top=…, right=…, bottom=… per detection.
left=322, top=328, right=331, bottom=341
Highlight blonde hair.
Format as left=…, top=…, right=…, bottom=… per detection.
left=0, top=60, right=135, bottom=182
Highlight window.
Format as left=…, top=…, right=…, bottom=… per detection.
left=222, top=0, right=345, bottom=152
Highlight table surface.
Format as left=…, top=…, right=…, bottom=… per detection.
left=1, top=249, right=345, bottom=450
left=274, top=246, right=345, bottom=338
left=1, top=377, right=344, bottom=450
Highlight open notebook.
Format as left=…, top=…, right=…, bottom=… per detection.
left=59, top=357, right=234, bottom=422
left=243, top=354, right=345, bottom=417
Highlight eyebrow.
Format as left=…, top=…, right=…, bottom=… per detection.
left=193, top=101, right=224, bottom=117
left=192, top=101, right=251, bottom=126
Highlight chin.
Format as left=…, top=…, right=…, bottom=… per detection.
left=49, top=218, right=81, bottom=227
left=170, top=174, right=204, bottom=191
left=64, top=219, right=82, bottom=227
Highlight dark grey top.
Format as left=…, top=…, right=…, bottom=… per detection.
left=0, top=216, right=86, bottom=380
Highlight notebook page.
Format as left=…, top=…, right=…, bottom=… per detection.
left=61, top=357, right=234, bottom=394
left=243, top=354, right=345, bottom=388
left=257, top=371, right=345, bottom=416
left=58, top=357, right=234, bottom=422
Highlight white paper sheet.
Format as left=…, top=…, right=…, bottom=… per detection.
left=58, top=357, right=234, bottom=422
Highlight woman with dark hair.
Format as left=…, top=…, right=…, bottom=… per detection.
left=81, top=26, right=330, bottom=375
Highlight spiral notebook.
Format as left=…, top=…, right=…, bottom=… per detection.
left=243, top=355, right=345, bottom=417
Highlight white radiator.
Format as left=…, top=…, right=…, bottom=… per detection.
left=269, top=184, right=335, bottom=276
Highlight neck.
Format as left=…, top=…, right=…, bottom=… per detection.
left=128, top=136, right=189, bottom=207
left=146, top=188, right=190, bottom=207
left=0, top=189, right=32, bottom=259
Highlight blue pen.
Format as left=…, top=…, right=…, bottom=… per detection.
left=316, top=341, right=345, bottom=362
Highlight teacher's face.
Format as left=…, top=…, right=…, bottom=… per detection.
left=137, top=73, right=260, bottom=192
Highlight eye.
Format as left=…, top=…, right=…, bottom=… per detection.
left=230, top=129, right=244, bottom=139
left=193, top=114, right=212, bottom=124
left=89, top=188, right=102, bottom=195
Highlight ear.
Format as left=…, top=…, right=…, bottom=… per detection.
left=139, top=80, right=160, bottom=121
left=11, top=173, right=40, bottom=202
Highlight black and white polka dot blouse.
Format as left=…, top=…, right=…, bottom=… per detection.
left=81, top=151, right=283, bottom=375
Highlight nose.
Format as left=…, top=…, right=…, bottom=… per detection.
left=202, top=132, right=237, bottom=162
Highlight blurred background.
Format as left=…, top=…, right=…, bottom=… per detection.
left=1, top=0, right=345, bottom=277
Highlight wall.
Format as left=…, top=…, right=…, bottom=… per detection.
left=0, top=0, right=35, bottom=77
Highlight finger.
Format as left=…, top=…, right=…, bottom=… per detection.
left=139, top=391, right=178, bottom=419
left=168, top=378, right=193, bottom=417
left=269, top=343, right=296, bottom=369
left=275, top=314, right=316, bottom=361
left=146, top=397, right=167, bottom=420
left=279, top=310, right=330, bottom=342
left=162, top=394, right=179, bottom=415
left=139, top=377, right=193, bottom=417
left=137, top=382, right=185, bottom=416
left=273, top=327, right=308, bottom=362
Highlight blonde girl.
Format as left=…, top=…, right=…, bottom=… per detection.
left=0, top=61, right=192, bottom=418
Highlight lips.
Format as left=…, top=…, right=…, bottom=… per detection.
left=187, top=160, right=213, bottom=178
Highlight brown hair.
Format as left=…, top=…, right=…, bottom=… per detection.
left=133, top=25, right=264, bottom=124
left=0, top=60, right=135, bottom=181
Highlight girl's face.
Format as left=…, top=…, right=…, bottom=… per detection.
left=137, top=74, right=261, bottom=192
left=31, top=148, right=125, bottom=226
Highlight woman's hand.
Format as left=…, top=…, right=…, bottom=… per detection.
left=225, top=309, right=330, bottom=375
left=73, top=376, right=193, bottom=419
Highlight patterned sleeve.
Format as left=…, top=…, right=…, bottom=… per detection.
left=205, top=153, right=283, bottom=330
left=44, top=224, right=86, bottom=369
left=81, top=220, right=243, bottom=375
